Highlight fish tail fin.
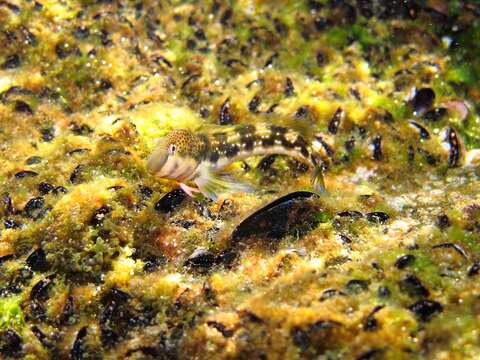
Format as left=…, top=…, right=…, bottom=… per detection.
left=310, top=164, right=326, bottom=193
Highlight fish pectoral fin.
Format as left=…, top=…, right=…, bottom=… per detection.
left=195, top=172, right=253, bottom=200
left=310, top=165, right=326, bottom=194
left=179, top=183, right=201, bottom=197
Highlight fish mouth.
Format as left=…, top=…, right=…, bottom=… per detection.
left=146, top=145, right=168, bottom=175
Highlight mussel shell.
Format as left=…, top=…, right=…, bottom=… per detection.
left=231, top=191, right=320, bottom=245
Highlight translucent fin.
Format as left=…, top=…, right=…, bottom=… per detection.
left=311, top=165, right=326, bottom=193
left=195, top=172, right=253, bottom=200
left=179, top=183, right=201, bottom=197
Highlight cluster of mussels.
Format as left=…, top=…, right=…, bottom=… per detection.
left=0, top=0, right=480, bottom=359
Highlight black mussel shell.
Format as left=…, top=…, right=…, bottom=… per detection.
left=230, top=191, right=321, bottom=245
left=411, top=88, right=435, bottom=116
left=154, top=189, right=187, bottom=213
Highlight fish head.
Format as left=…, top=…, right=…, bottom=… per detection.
left=147, top=129, right=202, bottom=181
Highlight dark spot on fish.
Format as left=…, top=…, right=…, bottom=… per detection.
left=26, top=248, right=49, bottom=272
left=412, top=88, right=435, bottom=116
left=468, top=261, right=480, bottom=277
left=423, top=107, right=447, bottom=122
left=345, top=279, right=369, bottom=294
left=366, top=212, right=389, bottom=224
left=155, top=189, right=186, bottom=213
left=395, top=254, right=415, bottom=269
left=15, top=170, right=38, bottom=179
left=1, top=54, right=21, bottom=69
left=270, top=125, right=287, bottom=136
left=90, top=205, right=112, bottom=226
left=315, top=135, right=334, bottom=158
left=225, top=143, right=240, bottom=158
left=328, top=107, right=343, bottom=135
left=399, top=274, right=429, bottom=297
left=371, top=135, right=383, bottom=161
left=209, top=151, right=220, bottom=163
left=284, top=77, right=295, bottom=97
left=257, top=155, right=276, bottom=172
left=24, top=197, right=45, bottom=220
left=262, top=135, right=275, bottom=147
left=248, top=95, right=261, bottom=113
left=300, top=146, right=309, bottom=158
left=446, top=126, right=461, bottom=167
left=436, top=214, right=450, bottom=229
left=219, top=98, right=233, bottom=125
left=14, top=100, right=33, bottom=114
left=408, top=300, right=442, bottom=322
left=409, top=121, right=430, bottom=139
left=363, top=305, right=384, bottom=331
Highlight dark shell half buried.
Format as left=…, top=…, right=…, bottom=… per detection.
left=230, top=191, right=321, bottom=245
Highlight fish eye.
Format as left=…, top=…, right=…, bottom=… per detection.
left=168, top=144, right=176, bottom=155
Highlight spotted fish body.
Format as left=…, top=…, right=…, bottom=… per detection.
left=147, top=124, right=326, bottom=199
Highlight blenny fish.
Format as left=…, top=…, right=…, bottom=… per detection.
left=147, top=124, right=326, bottom=199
